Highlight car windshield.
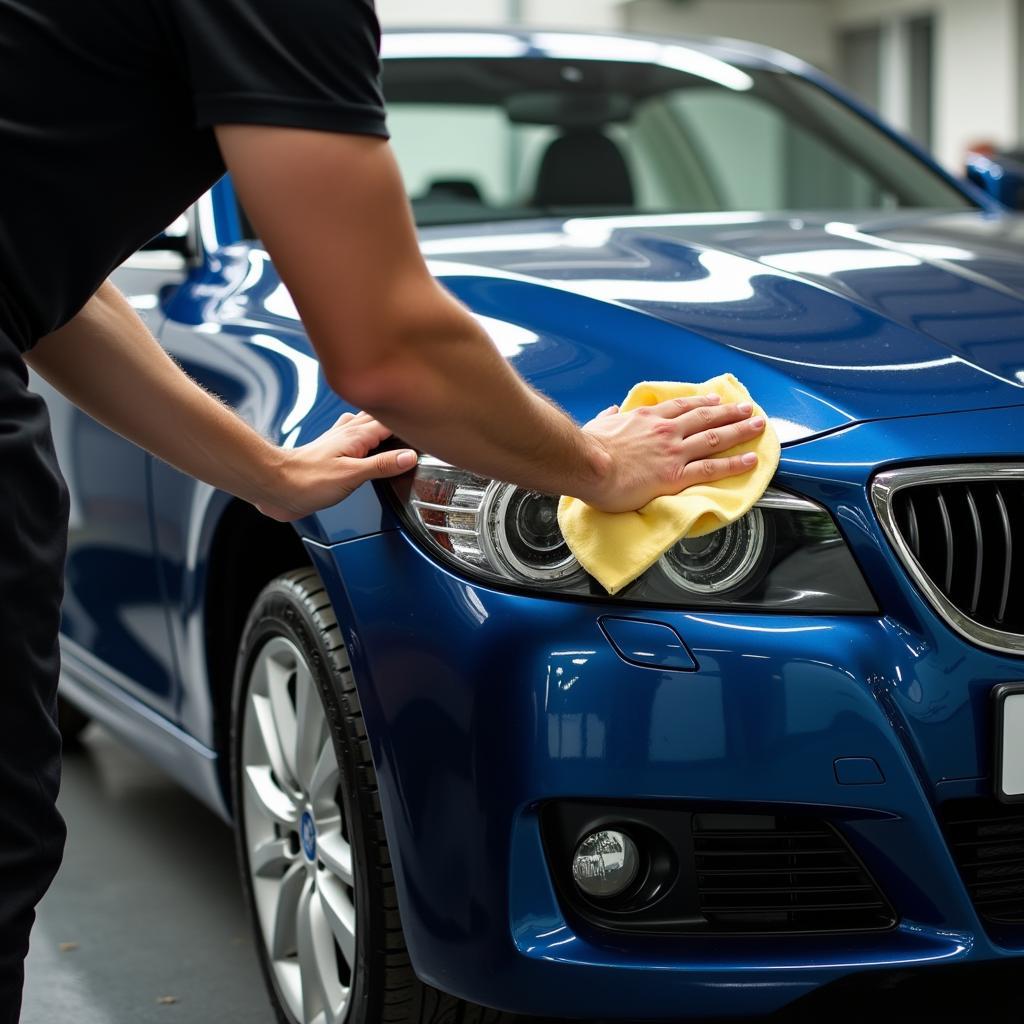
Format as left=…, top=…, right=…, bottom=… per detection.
left=382, top=53, right=973, bottom=227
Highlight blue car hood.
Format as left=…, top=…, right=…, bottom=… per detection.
left=421, top=210, right=1024, bottom=443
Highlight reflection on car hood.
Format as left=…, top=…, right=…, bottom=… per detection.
left=419, top=210, right=1024, bottom=443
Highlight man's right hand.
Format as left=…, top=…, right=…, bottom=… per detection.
left=579, top=394, right=765, bottom=513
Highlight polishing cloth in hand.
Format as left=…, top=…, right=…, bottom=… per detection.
left=557, top=373, right=780, bottom=595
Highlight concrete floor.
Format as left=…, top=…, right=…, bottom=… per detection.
left=22, top=726, right=275, bottom=1024
left=20, top=725, right=1024, bottom=1024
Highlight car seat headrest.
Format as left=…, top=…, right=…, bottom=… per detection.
left=533, top=130, right=635, bottom=208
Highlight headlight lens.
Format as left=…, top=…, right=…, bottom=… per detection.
left=391, top=457, right=876, bottom=612
left=661, top=510, right=769, bottom=596
left=483, top=484, right=585, bottom=585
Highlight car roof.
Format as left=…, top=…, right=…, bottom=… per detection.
left=379, top=26, right=813, bottom=79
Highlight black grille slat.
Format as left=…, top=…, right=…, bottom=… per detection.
left=961, top=860, right=1024, bottom=876
left=948, top=835, right=1024, bottom=849
left=693, top=848, right=850, bottom=859
left=946, top=814, right=1024, bottom=829
left=692, top=815, right=894, bottom=933
left=964, top=488, right=984, bottom=616
left=891, top=478, right=1024, bottom=635
left=994, top=486, right=1012, bottom=624
left=935, top=489, right=955, bottom=593
left=905, top=493, right=921, bottom=558
left=942, top=799, right=1024, bottom=927
left=701, top=898, right=887, bottom=912
left=972, top=879, right=1024, bottom=896
left=693, top=829, right=833, bottom=840
left=697, top=865, right=864, bottom=876
left=699, top=884, right=877, bottom=895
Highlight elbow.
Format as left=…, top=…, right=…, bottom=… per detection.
left=325, top=354, right=426, bottom=421
left=327, top=369, right=394, bottom=418
left=321, top=302, right=462, bottom=417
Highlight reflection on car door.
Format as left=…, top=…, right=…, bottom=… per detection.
left=34, top=245, right=189, bottom=721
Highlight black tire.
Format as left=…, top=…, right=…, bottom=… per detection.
left=57, top=695, right=91, bottom=745
left=232, top=568, right=518, bottom=1024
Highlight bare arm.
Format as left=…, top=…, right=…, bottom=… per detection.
left=216, top=127, right=765, bottom=513
left=25, top=280, right=417, bottom=521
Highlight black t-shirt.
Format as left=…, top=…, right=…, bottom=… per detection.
left=0, top=0, right=389, bottom=351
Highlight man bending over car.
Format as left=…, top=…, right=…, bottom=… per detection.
left=0, top=1, right=765, bottom=1019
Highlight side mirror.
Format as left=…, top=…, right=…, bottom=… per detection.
left=966, top=152, right=1024, bottom=210
left=139, top=214, right=195, bottom=257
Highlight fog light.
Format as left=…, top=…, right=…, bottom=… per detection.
left=572, top=830, right=639, bottom=899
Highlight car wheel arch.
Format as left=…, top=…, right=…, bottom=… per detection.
left=201, top=498, right=312, bottom=811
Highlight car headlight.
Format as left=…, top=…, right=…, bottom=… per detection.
left=389, top=457, right=876, bottom=612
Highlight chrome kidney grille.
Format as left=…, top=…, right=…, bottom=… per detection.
left=872, top=465, right=1024, bottom=655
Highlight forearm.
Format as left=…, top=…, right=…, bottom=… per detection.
left=218, top=126, right=609, bottom=502
left=327, top=277, right=608, bottom=498
left=26, top=281, right=283, bottom=505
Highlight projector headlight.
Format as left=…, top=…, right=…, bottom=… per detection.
left=389, top=457, right=875, bottom=612
left=661, top=509, right=770, bottom=596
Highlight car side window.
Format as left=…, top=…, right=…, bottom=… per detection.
left=666, top=88, right=893, bottom=210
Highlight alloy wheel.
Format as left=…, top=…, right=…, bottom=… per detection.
left=241, top=635, right=357, bottom=1024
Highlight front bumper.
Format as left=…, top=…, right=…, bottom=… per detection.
left=305, top=408, right=1024, bottom=1019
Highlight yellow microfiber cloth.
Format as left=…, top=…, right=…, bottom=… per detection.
left=558, top=373, right=781, bottom=595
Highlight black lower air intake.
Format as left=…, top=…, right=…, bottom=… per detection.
left=542, top=802, right=895, bottom=936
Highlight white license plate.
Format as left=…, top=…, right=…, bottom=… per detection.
left=994, top=684, right=1024, bottom=803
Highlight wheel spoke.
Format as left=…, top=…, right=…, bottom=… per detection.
left=297, top=881, right=336, bottom=1024
left=266, top=652, right=299, bottom=785
left=245, top=765, right=299, bottom=828
left=317, top=830, right=353, bottom=887
left=269, top=863, right=308, bottom=960
left=251, top=693, right=297, bottom=796
left=294, top=660, right=325, bottom=790
left=308, top=740, right=340, bottom=809
left=318, top=873, right=357, bottom=969
left=251, top=836, right=294, bottom=879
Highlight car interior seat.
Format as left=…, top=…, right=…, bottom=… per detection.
left=533, top=130, right=635, bottom=208
left=422, top=178, right=484, bottom=203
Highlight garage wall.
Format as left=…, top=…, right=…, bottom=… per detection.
left=520, top=0, right=622, bottom=29
left=375, top=0, right=623, bottom=30
left=622, top=0, right=1022, bottom=173
left=833, top=0, right=1019, bottom=170
left=621, top=0, right=838, bottom=72
left=375, top=0, right=510, bottom=25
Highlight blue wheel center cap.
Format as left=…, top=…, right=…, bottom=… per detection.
left=300, top=811, right=317, bottom=862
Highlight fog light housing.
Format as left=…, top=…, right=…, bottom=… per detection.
left=572, top=829, right=640, bottom=899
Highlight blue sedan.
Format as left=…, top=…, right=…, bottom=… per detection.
left=43, top=27, right=1024, bottom=1024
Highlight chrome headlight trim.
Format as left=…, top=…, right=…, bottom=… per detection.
left=871, top=463, right=1024, bottom=656
left=394, top=456, right=875, bottom=611
left=659, top=508, right=768, bottom=595
left=480, top=481, right=586, bottom=586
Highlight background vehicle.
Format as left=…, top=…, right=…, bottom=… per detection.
left=43, top=28, right=1024, bottom=1024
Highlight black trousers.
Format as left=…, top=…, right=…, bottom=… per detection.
left=0, top=325, right=68, bottom=1023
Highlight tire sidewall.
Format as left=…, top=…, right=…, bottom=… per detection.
left=231, top=576, right=379, bottom=1024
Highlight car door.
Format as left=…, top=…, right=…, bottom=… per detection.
left=34, top=215, right=195, bottom=721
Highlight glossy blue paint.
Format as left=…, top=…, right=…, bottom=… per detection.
left=50, top=27, right=1024, bottom=1019
left=421, top=211, right=1024, bottom=438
